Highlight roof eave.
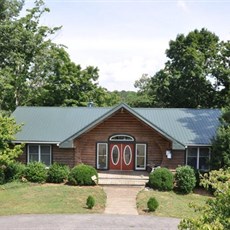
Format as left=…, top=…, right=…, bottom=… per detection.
left=60, top=103, right=186, bottom=150
left=12, top=140, right=60, bottom=145
left=59, top=103, right=127, bottom=147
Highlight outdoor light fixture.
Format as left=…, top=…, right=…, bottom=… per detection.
left=166, top=150, right=172, bottom=159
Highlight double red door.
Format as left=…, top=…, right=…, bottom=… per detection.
left=109, top=143, right=134, bottom=170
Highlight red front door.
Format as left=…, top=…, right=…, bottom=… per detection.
left=109, top=143, right=134, bottom=170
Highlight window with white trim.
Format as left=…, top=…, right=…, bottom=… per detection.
left=97, top=143, right=108, bottom=169
left=135, top=144, right=146, bottom=170
left=27, top=145, right=51, bottom=166
left=187, top=147, right=210, bottom=171
left=109, top=134, right=134, bottom=141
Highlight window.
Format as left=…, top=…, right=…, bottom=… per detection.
left=97, top=143, right=108, bottom=169
left=28, top=145, right=51, bottom=166
left=111, top=145, right=120, bottom=165
left=109, top=134, right=134, bottom=141
left=187, top=148, right=197, bottom=169
left=187, top=147, right=210, bottom=171
left=135, top=144, right=146, bottom=170
left=199, top=148, right=210, bottom=171
left=123, top=145, right=132, bottom=165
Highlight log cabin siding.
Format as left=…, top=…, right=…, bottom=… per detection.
left=73, top=109, right=182, bottom=169
left=17, top=147, right=27, bottom=164
left=52, top=145, right=75, bottom=168
left=16, top=109, right=186, bottom=170
left=17, top=144, right=75, bottom=168
left=162, top=150, right=185, bottom=169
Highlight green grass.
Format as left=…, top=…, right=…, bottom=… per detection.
left=0, top=182, right=106, bottom=216
left=137, top=188, right=211, bottom=219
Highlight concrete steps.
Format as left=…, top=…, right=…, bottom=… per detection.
left=98, top=171, right=149, bottom=186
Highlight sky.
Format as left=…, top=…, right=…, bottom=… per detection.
left=24, top=0, right=230, bottom=91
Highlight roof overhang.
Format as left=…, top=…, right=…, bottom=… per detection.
left=12, top=140, right=60, bottom=145
left=185, top=144, right=212, bottom=148
left=59, top=103, right=186, bottom=150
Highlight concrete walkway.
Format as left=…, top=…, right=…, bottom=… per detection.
left=0, top=185, right=181, bottom=229
left=103, top=186, right=141, bottom=215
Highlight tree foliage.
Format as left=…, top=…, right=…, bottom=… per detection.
left=0, top=0, right=24, bottom=20
left=211, top=107, right=230, bottom=169
left=179, top=168, right=230, bottom=230
left=0, top=0, right=118, bottom=111
left=146, top=28, right=229, bottom=108
left=112, top=75, right=154, bottom=108
left=0, top=114, right=23, bottom=165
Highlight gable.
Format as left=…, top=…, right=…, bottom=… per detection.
left=59, top=104, right=185, bottom=149
left=12, top=104, right=221, bottom=149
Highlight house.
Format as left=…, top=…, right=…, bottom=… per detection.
left=12, top=103, right=221, bottom=171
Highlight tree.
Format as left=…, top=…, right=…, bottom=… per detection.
left=133, top=74, right=155, bottom=107
left=0, top=0, right=118, bottom=111
left=111, top=74, right=155, bottom=108
left=0, top=0, right=60, bottom=111
left=211, top=107, right=230, bottom=169
left=0, top=0, right=24, bottom=21
left=0, top=114, right=23, bottom=165
left=149, top=29, right=229, bottom=108
left=24, top=45, right=119, bottom=107
left=179, top=168, right=230, bottom=230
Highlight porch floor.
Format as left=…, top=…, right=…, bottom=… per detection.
left=98, top=170, right=149, bottom=186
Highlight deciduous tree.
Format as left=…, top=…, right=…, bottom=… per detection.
left=0, top=0, right=118, bottom=111
left=0, top=114, right=23, bottom=165
left=179, top=168, right=230, bottom=230
left=149, top=29, right=229, bottom=108
left=211, top=107, right=230, bottom=169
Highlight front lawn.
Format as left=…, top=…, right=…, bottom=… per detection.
left=137, top=188, right=211, bottom=219
left=0, top=182, right=106, bottom=216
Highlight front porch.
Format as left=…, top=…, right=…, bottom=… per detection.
left=98, top=170, right=149, bottom=186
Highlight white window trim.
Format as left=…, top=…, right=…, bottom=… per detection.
left=186, top=147, right=210, bottom=170
left=96, top=143, right=108, bottom=169
left=109, top=134, right=134, bottom=141
left=135, top=144, right=147, bottom=170
left=27, top=144, right=52, bottom=166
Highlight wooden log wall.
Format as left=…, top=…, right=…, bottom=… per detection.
left=74, top=109, right=185, bottom=169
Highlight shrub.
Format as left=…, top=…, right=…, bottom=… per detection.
left=147, top=197, right=159, bottom=212
left=0, top=166, right=5, bottom=184
left=86, top=195, right=95, bottom=209
left=4, top=162, right=26, bottom=182
left=68, top=164, right=98, bottom=186
left=25, top=161, right=47, bottom=183
left=175, top=165, right=196, bottom=194
left=47, top=163, right=70, bottom=183
left=148, top=167, right=174, bottom=191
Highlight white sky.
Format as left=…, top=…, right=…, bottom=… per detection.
left=24, top=0, right=230, bottom=91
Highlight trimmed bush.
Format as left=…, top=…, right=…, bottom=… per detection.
left=147, top=197, right=159, bottom=212
left=4, top=162, right=26, bottom=182
left=148, top=167, right=174, bottom=191
left=175, top=165, right=196, bottom=194
left=86, top=195, right=95, bottom=209
left=47, top=163, right=70, bottom=183
left=68, top=164, right=98, bottom=186
left=25, top=161, right=47, bottom=183
left=0, top=166, right=5, bottom=184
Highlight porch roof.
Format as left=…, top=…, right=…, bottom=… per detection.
left=12, top=103, right=221, bottom=149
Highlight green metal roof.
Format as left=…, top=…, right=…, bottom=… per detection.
left=135, top=108, right=221, bottom=146
left=12, top=106, right=110, bottom=144
left=12, top=104, right=221, bottom=149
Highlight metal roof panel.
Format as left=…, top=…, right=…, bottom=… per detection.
left=12, top=105, right=221, bottom=147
